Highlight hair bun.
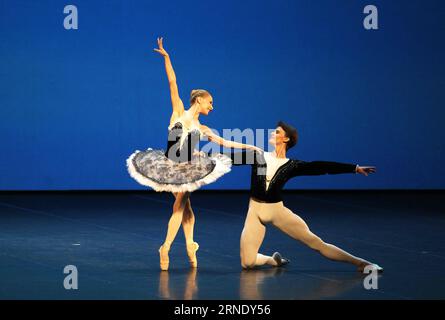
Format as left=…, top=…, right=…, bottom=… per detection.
left=189, top=89, right=210, bottom=105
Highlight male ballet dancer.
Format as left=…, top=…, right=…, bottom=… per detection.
left=226, top=121, right=383, bottom=272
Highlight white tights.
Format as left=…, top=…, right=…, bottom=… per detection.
left=240, top=199, right=370, bottom=269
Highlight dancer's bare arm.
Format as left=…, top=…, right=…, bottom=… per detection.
left=200, top=125, right=262, bottom=151
left=154, top=37, right=185, bottom=119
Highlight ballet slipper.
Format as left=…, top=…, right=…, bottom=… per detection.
left=186, top=242, right=199, bottom=268
left=159, top=243, right=171, bottom=271
left=272, top=252, right=290, bottom=267
left=358, top=262, right=384, bottom=273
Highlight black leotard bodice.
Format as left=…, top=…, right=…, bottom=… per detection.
left=165, top=122, right=201, bottom=163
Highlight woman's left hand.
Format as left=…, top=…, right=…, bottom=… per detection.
left=247, top=145, right=263, bottom=153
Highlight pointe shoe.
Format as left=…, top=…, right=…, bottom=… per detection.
left=186, top=242, right=199, bottom=268
left=159, top=244, right=170, bottom=271
left=358, top=263, right=384, bottom=274
left=272, top=252, right=290, bottom=267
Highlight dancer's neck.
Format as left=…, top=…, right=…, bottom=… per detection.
left=188, top=104, right=200, bottom=120
left=272, top=145, right=287, bottom=159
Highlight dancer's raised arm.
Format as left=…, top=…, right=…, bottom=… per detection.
left=154, top=37, right=184, bottom=117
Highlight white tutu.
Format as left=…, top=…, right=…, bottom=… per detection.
left=126, top=148, right=232, bottom=193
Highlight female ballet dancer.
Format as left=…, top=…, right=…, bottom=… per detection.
left=126, top=38, right=259, bottom=271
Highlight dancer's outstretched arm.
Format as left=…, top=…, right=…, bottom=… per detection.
left=154, top=37, right=185, bottom=119
left=290, top=160, right=376, bottom=177
left=200, top=125, right=262, bottom=152
left=224, top=149, right=263, bottom=166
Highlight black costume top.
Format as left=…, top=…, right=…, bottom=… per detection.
left=227, top=150, right=358, bottom=203
left=165, top=121, right=201, bottom=163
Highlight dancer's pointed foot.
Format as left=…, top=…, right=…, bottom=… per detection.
left=159, top=243, right=171, bottom=271
left=186, top=242, right=199, bottom=268
left=272, top=252, right=290, bottom=267
left=358, top=262, right=384, bottom=273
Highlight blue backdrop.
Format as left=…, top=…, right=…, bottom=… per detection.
left=1, top=0, right=444, bottom=190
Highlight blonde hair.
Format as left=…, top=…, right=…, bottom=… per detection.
left=190, top=89, right=210, bottom=105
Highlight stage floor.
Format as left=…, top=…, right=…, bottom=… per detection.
left=0, top=191, right=443, bottom=300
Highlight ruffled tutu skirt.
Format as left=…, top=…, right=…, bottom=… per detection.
left=126, top=148, right=232, bottom=193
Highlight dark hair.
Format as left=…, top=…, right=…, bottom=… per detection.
left=277, top=121, right=298, bottom=150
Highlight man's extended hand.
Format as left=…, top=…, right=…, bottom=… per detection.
left=356, top=166, right=376, bottom=176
